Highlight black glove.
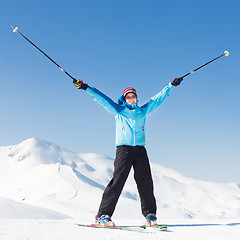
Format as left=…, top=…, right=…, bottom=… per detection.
left=171, top=77, right=183, bottom=87
left=73, top=79, right=89, bottom=90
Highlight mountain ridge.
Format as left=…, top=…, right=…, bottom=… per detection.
left=0, top=138, right=240, bottom=220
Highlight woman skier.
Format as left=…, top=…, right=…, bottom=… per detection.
left=74, top=77, right=183, bottom=227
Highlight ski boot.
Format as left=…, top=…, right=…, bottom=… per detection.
left=91, top=215, right=116, bottom=227
left=146, top=213, right=158, bottom=226
left=145, top=213, right=167, bottom=231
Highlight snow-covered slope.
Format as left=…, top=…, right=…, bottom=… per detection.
left=0, top=198, right=69, bottom=219
left=0, top=138, right=240, bottom=221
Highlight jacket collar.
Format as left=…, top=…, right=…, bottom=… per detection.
left=118, top=95, right=138, bottom=109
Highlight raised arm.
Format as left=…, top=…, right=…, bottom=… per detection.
left=74, top=80, right=122, bottom=115
left=141, top=83, right=174, bottom=115
left=140, top=77, right=183, bottom=115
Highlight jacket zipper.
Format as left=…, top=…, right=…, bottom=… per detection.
left=133, top=128, right=136, bottom=146
left=142, top=125, right=145, bottom=142
left=132, top=109, right=136, bottom=146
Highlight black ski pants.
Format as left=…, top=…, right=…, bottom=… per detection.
left=97, top=145, right=156, bottom=218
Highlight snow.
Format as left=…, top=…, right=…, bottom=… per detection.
left=0, top=198, right=69, bottom=219
left=0, top=138, right=240, bottom=239
left=0, top=218, right=240, bottom=240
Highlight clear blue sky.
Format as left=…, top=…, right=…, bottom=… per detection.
left=1, top=0, right=239, bottom=183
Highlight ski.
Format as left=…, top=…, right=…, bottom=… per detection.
left=75, top=223, right=146, bottom=232
left=75, top=223, right=171, bottom=233
left=141, top=224, right=168, bottom=231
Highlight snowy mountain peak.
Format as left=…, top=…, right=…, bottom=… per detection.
left=2, top=137, right=59, bottom=164
left=2, top=137, right=85, bottom=167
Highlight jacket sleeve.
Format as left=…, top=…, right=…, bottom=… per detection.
left=85, top=87, right=123, bottom=115
left=141, top=82, right=174, bottom=115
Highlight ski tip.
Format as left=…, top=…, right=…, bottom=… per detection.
left=159, top=225, right=168, bottom=229
left=140, top=224, right=147, bottom=229
left=224, top=50, right=229, bottom=56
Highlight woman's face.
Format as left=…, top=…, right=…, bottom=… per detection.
left=125, top=93, right=137, bottom=105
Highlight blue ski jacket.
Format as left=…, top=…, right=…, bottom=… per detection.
left=86, top=83, right=174, bottom=147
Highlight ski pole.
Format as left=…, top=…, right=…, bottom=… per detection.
left=180, top=50, right=229, bottom=79
left=11, top=26, right=78, bottom=83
